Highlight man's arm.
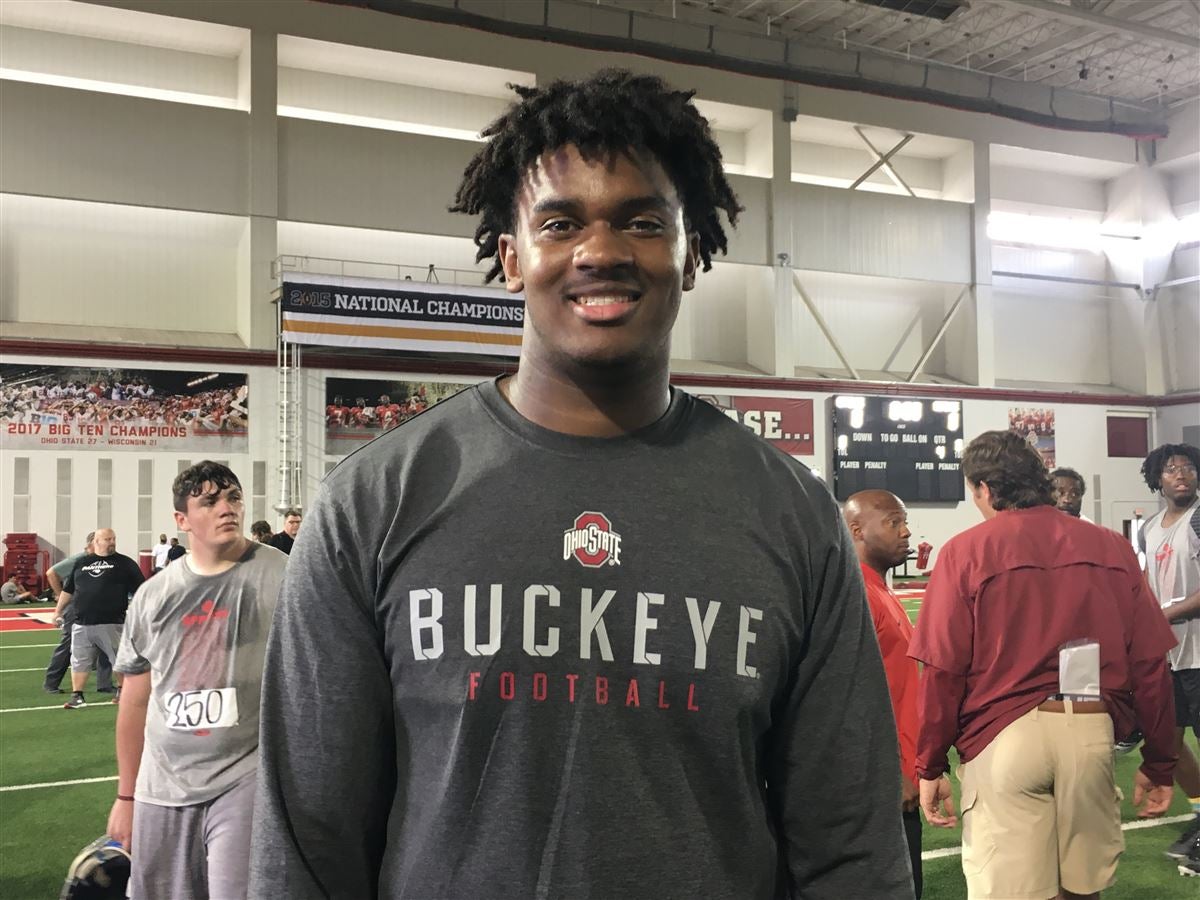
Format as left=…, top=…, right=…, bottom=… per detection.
left=44, top=568, right=63, bottom=595
left=768, top=504, right=914, bottom=898
left=107, top=671, right=151, bottom=849
left=53, top=590, right=72, bottom=622
left=248, top=482, right=396, bottom=899
left=913, top=664, right=967, bottom=781
left=1162, top=588, right=1200, bottom=623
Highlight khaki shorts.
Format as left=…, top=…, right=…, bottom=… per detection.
left=958, top=703, right=1123, bottom=899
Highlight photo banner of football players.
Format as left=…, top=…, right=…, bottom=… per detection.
left=281, top=272, right=524, bottom=358
left=0, top=364, right=249, bottom=452
left=325, top=378, right=472, bottom=455
left=1008, top=406, right=1056, bottom=468
left=695, top=394, right=815, bottom=456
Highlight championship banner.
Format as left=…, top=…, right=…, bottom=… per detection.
left=1009, top=406, right=1055, bottom=468
left=0, top=365, right=248, bottom=452
left=696, top=394, right=814, bottom=456
left=326, top=377, right=471, bottom=455
left=281, top=273, right=524, bottom=358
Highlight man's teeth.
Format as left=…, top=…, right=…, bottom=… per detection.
left=575, top=295, right=634, bottom=306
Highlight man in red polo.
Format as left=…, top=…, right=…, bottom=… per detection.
left=844, top=490, right=937, bottom=898
left=911, top=430, right=1178, bottom=899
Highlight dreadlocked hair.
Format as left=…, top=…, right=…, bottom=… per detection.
left=450, top=69, right=743, bottom=283
left=1141, top=443, right=1200, bottom=493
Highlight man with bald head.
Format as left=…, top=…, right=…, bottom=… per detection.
left=844, top=490, right=936, bottom=897
left=53, top=528, right=144, bottom=709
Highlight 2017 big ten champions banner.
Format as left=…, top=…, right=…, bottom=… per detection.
left=0, top=365, right=248, bottom=452
left=281, top=273, right=524, bottom=358
left=326, top=378, right=471, bottom=456
left=696, top=394, right=814, bottom=456
left=1009, top=406, right=1056, bottom=468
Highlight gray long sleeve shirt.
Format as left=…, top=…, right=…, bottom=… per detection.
left=249, top=380, right=912, bottom=899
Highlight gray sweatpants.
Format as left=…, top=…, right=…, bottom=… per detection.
left=130, top=773, right=256, bottom=900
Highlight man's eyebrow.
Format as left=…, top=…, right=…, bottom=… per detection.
left=530, top=195, right=674, bottom=216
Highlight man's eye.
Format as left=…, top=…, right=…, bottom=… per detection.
left=541, top=219, right=576, bottom=233
left=628, top=219, right=664, bottom=233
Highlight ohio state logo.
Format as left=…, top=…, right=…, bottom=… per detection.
left=563, top=512, right=622, bottom=568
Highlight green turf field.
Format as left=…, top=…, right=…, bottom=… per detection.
left=1, top=602, right=1198, bottom=897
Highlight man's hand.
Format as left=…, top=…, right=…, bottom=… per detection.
left=901, top=776, right=920, bottom=812
left=1132, top=769, right=1173, bottom=818
left=919, top=775, right=957, bottom=828
left=106, top=798, right=134, bottom=849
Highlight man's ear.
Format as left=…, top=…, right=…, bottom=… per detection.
left=682, top=232, right=700, bottom=292
left=498, top=234, right=524, bottom=294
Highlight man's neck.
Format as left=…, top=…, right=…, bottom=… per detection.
left=501, top=356, right=671, bottom=437
left=1164, top=492, right=1198, bottom=523
left=186, top=537, right=249, bottom=576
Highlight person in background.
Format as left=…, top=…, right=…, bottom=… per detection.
left=150, top=534, right=171, bottom=574
left=2, top=573, right=37, bottom=604
left=912, top=430, right=1177, bottom=899
left=53, top=529, right=145, bottom=709
left=844, top=489, right=937, bottom=898
left=266, top=510, right=301, bottom=555
left=43, top=532, right=114, bottom=696
left=1049, top=467, right=1092, bottom=522
left=165, top=538, right=186, bottom=565
left=107, top=461, right=286, bottom=900
left=1139, top=442, right=1200, bottom=875
left=249, top=521, right=273, bottom=544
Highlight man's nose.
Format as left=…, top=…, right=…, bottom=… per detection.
left=573, top=224, right=634, bottom=270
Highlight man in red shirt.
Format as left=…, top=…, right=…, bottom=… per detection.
left=845, top=489, right=941, bottom=898
left=910, top=430, right=1178, bottom=899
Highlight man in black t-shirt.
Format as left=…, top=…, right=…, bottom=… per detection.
left=53, top=528, right=145, bottom=708
left=267, top=509, right=301, bottom=555
left=166, top=537, right=187, bottom=564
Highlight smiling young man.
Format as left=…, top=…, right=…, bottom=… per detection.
left=250, top=70, right=912, bottom=899
left=108, top=461, right=286, bottom=900
left=844, top=490, right=939, bottom=898
left=1139, top=442, right=1200, bottom=874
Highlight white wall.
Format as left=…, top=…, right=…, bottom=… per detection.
left=790, top=270, right=956, bottom=377
left=0, top=79, right=249, bottom=215
left=991, top=165, right=1106, bottom=215
left=0, top=194, right=244, bottom=334
left=790, top=184, right=971, bottom=283
left=1162, top=286, right=1200, bottom=393
left=992, top=291, right=1112, bottom=386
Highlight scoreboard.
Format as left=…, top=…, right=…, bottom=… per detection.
left=832, top=396, right=965, bottom=502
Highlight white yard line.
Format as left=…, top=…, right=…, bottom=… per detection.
left=0, top=775, right=117, bottom=792
left=0, top=643, right=57, bottom=649
left=0, top=667, right=44, bottom=673
left=922, top=813, right=1194, bottom=861
left=0, top=629, right=59, bottom=634
left=0, top=703, right=115, bottom=713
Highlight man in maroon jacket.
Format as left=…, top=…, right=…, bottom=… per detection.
left=910, top=430, right=1178, bottom=900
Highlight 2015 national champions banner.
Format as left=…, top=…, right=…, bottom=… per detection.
left=281, top=273, right=524, bottom=357
left=0, top=364, right=249, bottom=452
left=325, top=378, right=471, bottom=455
left=696, top=394, right=815, bottom=456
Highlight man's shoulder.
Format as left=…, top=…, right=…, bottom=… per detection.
left=326, top=384, right=482, bottom=479
left=682, top=392, right=823, bottom=489
left=244, top=542, right=289, bottom=574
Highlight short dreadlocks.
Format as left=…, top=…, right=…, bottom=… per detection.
left=1141, top=442, right=1200, bottom=493
left=451, top=69, right=743, bottom=283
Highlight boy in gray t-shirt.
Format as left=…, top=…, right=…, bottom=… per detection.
left=109, top=462, right=286, bottom=900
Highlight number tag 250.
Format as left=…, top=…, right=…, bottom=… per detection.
left=164, top=688, right=239, bottom=730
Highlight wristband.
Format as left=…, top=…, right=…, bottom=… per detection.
left=117, top=794, right=134, bottom=802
